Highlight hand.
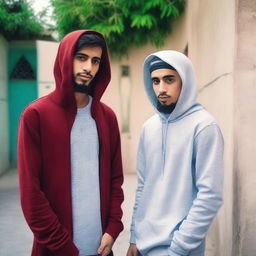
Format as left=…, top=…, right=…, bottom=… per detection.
left=97, top=233, right=114, bottom=256
left=126, top=243, right=139, bottom=256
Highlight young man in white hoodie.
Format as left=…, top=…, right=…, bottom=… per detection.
left=127, top=51, right=224, bottom=256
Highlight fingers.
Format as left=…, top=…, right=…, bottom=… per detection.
left=97, top=243, right=105, bottom=255
left=99, top=245, right=111, bottom=256
left=97, top=234, right=113, bottom=256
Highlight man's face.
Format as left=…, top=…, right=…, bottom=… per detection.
left=151, top=68, right=182, bottom=106
left=73, top=46, right=102, bottom=86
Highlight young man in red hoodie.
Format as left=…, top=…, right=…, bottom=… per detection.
left=18, top=30, right=124, bottom=256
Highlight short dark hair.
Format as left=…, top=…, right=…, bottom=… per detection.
left=75, top=33, right=105, bottom=52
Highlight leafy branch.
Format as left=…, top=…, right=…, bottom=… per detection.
left=51, top=0, right=186, bottom=57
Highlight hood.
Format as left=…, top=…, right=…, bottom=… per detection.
left=143, top=50, right=203, bottom=121
left=51, top=30, right=111, bottom=108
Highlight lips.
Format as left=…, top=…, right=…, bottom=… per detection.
left=79, top=74, right=91, bottom=80
left=159, top=96, right=170, bottom=100
left=76, top=72, right=93, bottom=80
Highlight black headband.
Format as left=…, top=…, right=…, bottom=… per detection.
left=149, top=56, right=176, bottom=73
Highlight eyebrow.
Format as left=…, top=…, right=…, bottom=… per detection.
left=75, top=52, right=88, bottom=57
left=151, top=75, right=175, bottom=80
left=75, top=53, right=101, bottom=61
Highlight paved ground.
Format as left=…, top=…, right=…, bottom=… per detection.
left=0, top=169, right=137, bottom=256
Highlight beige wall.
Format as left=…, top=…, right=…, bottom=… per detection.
left=0, top=35, right=9, bottom=175
left=36, top=40, right=59, bottom=97
left=233, top=0, right=256, bottom=255
left=187, top=0, right=236, bottom=255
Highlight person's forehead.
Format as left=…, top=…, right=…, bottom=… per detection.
left=75, top=46, right=102, bottom=57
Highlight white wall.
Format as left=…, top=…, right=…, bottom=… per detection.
left=36, top=40, right=59, bottom=97
left=0, top=35, right=9, bottom=175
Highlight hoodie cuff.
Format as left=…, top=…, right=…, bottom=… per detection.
left=168, top=240, right=187, bottom=256
left=105, top=221, right=123, bottom=241
left=130, top=231, right=136, bottom=244
left=53, top=240, right=79, bottom=256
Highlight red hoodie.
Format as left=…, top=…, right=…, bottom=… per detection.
left=18, top=30, right=124, bottom=256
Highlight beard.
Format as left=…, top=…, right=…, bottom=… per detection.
left=156, top=101, right=177, bottom=114
left=73, top=81, right=93, bottom=94
left=156, top=93, right=177, bottom=114
left=73, top=72, right=94, bottom=95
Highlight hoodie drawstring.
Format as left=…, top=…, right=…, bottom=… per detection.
left=162, top=120, right=168, bottom=176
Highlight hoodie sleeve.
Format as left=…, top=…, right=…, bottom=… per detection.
left=18, top=108, right=79, bottom=256
left=104, top=114, right=124, bottom=240
left=168, top=124, right=224, bottom=256
left=130, top=128, right=146, bottom=244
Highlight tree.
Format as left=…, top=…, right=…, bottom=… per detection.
left=0, top=0, right=50, bottom=40
left=51, top=0, right=186, bottom=57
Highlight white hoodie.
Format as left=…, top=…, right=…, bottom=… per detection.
left=130, top=50, right=224, bottom=256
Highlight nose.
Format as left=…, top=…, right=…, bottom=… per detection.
left=82, top=60, right=92, bottom=72
left=158, top=81, right=167, bottom=93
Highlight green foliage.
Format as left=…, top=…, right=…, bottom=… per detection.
left=0, top=0, right=45, bottom=40
left=51, top=0, right=186, bottom=57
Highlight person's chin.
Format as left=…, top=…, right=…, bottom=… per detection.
left=77, top=80, right=90, bottom=86
left=159, top=101, right=168, bottom=105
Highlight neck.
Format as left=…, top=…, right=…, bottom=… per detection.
left=74, top=92, right=89, bottom=108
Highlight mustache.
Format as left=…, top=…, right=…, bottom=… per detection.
left=158, top=93, right=171, bottom=98
left=76, top=72, right=93, bottom=79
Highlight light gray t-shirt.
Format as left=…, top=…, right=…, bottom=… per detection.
left=71, top=96, right=102, bottom=256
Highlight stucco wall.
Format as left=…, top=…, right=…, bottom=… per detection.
left=233, top=0, right=256, bottom=255
left=187, top=0, right=236, bottom=255
left=0, top=35, right=9, bottom=175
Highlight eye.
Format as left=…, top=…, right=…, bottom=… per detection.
left=152, top=78, right=160, bottom=85
left=92, top=58, right=101, bottom=65
left=76, top=55, right=86, bottom=61
left=165, top=77, right=175, bottom=84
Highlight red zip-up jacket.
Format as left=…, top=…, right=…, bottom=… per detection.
left=18, top=30, right=124, bottom=256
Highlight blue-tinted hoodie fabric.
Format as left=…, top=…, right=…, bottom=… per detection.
left=130, top=51, right=224, bottom=256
